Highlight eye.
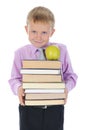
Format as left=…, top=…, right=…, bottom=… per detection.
left=31, top=30, right=37, bottom=34
left=42, top=31, right=47, bottom=34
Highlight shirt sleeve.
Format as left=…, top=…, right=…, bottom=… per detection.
left=62, top=46, right=78, bottom=92
left=8, top=50, right=22, bottom=95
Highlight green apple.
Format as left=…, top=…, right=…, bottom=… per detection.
left=45, top=45, right=60, bottom=60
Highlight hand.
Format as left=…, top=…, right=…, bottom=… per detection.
left=17, top=86, right=25, bottom=106
left=64, top=87, right=68, bottom=104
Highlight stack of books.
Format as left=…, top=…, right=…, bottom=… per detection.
left=20, top=60, right=66, bottom=106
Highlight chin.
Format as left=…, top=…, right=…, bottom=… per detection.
left=34, top=44, right=45, bottom=48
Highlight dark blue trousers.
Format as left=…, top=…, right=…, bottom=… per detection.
left=19, top=105, right=64, bottom=130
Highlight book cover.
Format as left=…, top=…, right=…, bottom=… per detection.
left=25, top=93, right=66, bottom=100
left=22, top=60, right=61, bottom=69
left=23, top=82, right=65, bottom=89
left=22, top=74, right=62, bottom=82
left=25, top=99, right=65, bottom=106
left=24, top=88, right=65, bottom=93
left=20, top=68, right=61, bottom=75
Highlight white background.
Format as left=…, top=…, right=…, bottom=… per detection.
left=0, top=0, right=87, bottom=130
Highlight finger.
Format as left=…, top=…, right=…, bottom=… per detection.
left=19, top=93, right=25, bottom=106
left=64, top=98, right=67, bottom=104
left=20, top=96, right=25, bottom=106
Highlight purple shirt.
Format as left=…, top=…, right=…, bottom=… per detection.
left=8, top=42, right=78, bottom=95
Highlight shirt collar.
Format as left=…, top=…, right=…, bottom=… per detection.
left=31, top=42, right=51, bottom=54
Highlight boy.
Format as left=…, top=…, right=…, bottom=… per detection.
left=8, top=6, right=78, bottom=130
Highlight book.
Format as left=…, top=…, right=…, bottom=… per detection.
left=25, top=99, right=65, bottom=106
left=23, top=82, right=65, bottom=89
left=20, top=68, right=61, bottom=75
left=24, top=88, right=65, bottom=93
left=25, top=93, right=66, bottom=100
left=22, top=60, right=61, bottom=69
left=22, top=74, right=62, bottom=82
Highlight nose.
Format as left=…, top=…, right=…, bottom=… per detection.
left=36, top=33, right=42, bottom=40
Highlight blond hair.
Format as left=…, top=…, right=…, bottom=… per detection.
left=26, top=6, right=55, bottom=28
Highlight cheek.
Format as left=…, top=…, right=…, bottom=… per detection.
left=29, top=33, right=33, bottom=40
left=44, top=35, right=50, bottom=40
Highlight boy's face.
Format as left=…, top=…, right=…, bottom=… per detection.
left=25, top=21, right=55, bottom=48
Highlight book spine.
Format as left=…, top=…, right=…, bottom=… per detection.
left=24, top=88, right=65, bottom=93
left=20, top=68, right=61, bottom=75
left=22, top=82, right=65, bottom=89
left=25, top=99, right=64, bottom=106
left=22, top=74, right=62, bottom=82
left=25, top=93, right=66, bottom=100
left=22, top=60, right=61, bottom=69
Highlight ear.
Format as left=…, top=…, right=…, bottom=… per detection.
left=25, top=25, right=28, bottom=33
left=50, top=28, right=55, bottom=37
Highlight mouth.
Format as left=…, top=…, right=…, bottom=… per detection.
left=33, top=41, right=45, bottom=48
left=34, top=41, right=43, bottom=44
